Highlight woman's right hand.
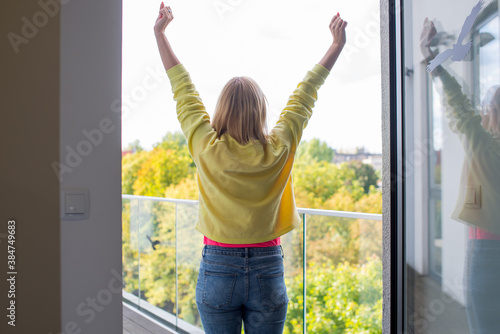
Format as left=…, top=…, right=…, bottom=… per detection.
left=420, top=18, right=437, bottom=59
left=318, top=13, right=348, bottom=71
left=329, top=13, right=348, bottom=48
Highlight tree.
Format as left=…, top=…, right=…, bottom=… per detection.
left=133, top=147, right=193, bottom=197
left=124, top=139, right=143, bottom=153
left=156, top=132, right=188, bottom=151
left=296, top=138, right=334, bottom=163
left=122, top=132, right=196, bottom=196
left=292, top=161, right=345, bottom=203
left=122, top=150, right=149, bottom=195
left=285, top=256, right=383, bottom=334
left=164, top=175, right=199, bottom=200
left=341, top=161, right=379, bottom=194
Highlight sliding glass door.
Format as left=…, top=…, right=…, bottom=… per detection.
left=399, top=0, right=500, bottom=332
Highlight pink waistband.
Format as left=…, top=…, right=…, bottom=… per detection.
left=469, top=227, right=500, bottom=240
left=203, top=236, right=281, bottom=247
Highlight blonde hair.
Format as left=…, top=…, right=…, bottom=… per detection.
left=483, top=86, right=500, bottom=136
left=492, top=87, right=500, bottom=136
left=212, top=76, right=268, bottom=145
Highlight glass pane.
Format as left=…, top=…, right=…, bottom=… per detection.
left=304, top=215, right=382, bottom=333
left=122, top=198, right=139, bottom=304
left=281, top=221, right=304, bottom=334
left=137, top=200, right=177, bottom=315
left=403, top=0, right=500, bottom=332
left=176, top=202, right=203, bottom=329
left=429, top=80, right=444, bottom=279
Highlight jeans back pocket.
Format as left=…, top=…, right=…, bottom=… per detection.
left=201, top=271, right=237, bottom=309
left=258, top=272, right=288, bottom=311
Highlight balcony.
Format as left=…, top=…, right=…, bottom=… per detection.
left=122, top=195, right=382, bottom=333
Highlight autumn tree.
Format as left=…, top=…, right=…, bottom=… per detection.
left=296, top=138, right=334, bottom=163
left=122, top=150, right=149, bottom=195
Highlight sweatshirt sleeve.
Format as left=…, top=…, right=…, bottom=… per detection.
left=166, top=64, right=214, bottom=158
left=269, top=64, right=330, bottom=152
left=433, top=66, right=494, bottom=154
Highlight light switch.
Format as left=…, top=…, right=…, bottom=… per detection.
left=464, top=185, right=481, bottom=209
left=65, top=194, right=85, bottom=214
left=61, top=189, right=90, bottom=220
left=465, top=188, right=476, bottom=205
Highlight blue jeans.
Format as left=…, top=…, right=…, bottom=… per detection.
left=465, top=239, right=500, bottom=334
left=195, top=245, right=288, bottom=334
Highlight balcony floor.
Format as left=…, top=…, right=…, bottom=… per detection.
left=412, top=273, right=469, bottom=333
left=123, top=303, right=177, bottom=334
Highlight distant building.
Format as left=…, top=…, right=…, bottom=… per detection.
left=333, top=147, right=383, bottom=172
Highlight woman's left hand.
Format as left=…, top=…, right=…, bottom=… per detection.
left=480, top=106, right=491, bottom=130
left=154, top=2, right=174, bottom=35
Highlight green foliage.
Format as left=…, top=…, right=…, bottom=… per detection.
left=122, top=201, right=139, bottom=294
left=296, top=138, right=334, bottom=163
left=293, top=160, right=369, bottom=203
left=292, top=161, right=345, bottom=202
left=124, top=139, right=144, bottom=153
left=285, top=257, right=383, bottom=334
left=122, top=150, right=149, bottom=195
left=164, top=175, right=199, bottom=200
left=133, top=147, right=192, bottom=197
left=341, top=161, right=379, bottom=194
left=155, top=132, right=188, bottom=151
left=122, top=132, right=195, bottom=197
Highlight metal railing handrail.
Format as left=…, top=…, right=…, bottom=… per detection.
left=122, top=194, right=198, bottom=205
left=297, top=207, right=381, bottom=221
left=122, top=194, right=382, bottom=221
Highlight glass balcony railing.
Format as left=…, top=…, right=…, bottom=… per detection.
left=122, top=195, right=383, bottom=334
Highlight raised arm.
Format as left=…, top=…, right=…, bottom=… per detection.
left=318, top=13, right=347, bottom=71
left=154, top=3, right=180, bottom=71
left=420, top=18, right=495, bottom=153
left=269, top=13, right=347, bottom=151
left=154, top=4, right=212, bottom=158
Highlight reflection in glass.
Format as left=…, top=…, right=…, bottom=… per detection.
left=404, top=1, right=500, bottom=333
left=429, top=81, right=444, bottom=279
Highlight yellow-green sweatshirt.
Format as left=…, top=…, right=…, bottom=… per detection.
left=433, top=66, right=500, bottom=235
left=166, top=63, right=330, bottom=243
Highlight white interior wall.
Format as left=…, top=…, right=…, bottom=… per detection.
left=60, top=0, right=123, bottom=332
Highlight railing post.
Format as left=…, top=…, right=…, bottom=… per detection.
left=175, top=203, right=179, bottom=330
left=137, top=198, right=141, bottom=309
left=303, top=213, right=307, bottom=334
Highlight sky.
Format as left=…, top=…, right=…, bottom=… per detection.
left=122, top=0, right=382, bottom=153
